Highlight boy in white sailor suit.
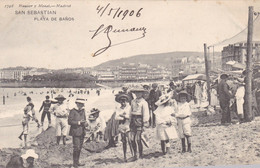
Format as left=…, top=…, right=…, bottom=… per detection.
left=175, top=91, right=192, bottom=153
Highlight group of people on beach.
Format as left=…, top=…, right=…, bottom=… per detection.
left=15, top=81, right=193, bottom=168
left=216, top=71, right=259, bottom=125
left=102, top=83, right=193, bottom=163
left=13, top=71, right=259, bottom=168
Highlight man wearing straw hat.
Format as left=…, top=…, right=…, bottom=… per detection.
left=68, top=97, right=87, bottom=168
left=129, top=86, right=150, bottom=161
left=50, top=94, right=69, bottom=145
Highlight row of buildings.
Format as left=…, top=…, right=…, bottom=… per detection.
left=221, top=42, right=260, bottom=71
left=94, top=63, right=171, bottom=81
left=5, top=41, right=258, bottom=82
left=0, top=67, right=50, bottom=81
left=0, top=57, right=208, bottom=81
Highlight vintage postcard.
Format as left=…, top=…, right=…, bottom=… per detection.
left=0, top=0, right=260, bottom=168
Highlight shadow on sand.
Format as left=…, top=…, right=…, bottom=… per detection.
left=192, top=111, right=222, bottom=127
left=142, top=151, right=164, bottom=159
left=92, top=151, right=164, bottom=165
left=93, top=157, right=124, bottom=165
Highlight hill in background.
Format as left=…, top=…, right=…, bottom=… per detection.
left=94, top=51, right=221, bottom=69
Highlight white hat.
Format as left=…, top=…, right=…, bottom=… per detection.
left=21, top=149, right=38, bottom=159
left=75, top=98, right=87, bottom=104
left=155, top=93, right=171, bottom=106
left=55, top=94, right=66, bottom=100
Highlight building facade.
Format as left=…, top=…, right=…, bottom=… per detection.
left=222, top=42, right=260, bottom=71
left=0, top=67, right=31, bottom=80
left=116, top=63, right=170, bottom=81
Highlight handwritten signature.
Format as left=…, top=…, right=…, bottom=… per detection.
left=90, top=24, right=147, bottom=57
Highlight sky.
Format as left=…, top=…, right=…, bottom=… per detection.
left=0, top=0, right=259, bottom=69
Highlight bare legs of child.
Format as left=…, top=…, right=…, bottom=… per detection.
left=130, top=130, right=143, bottom=161
left=121, top=133, right=128, bottom=162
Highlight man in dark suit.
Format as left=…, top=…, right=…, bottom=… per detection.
left=148, top=83, right=162, bottom=128
left=217, top=74, right=234, bottom=125
left=68, top=98, right=87, bottom=168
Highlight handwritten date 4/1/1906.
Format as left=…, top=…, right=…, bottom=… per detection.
left=90, top=24, right=147, bottom=57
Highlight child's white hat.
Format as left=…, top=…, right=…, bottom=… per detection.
left=155, top=93, right=171, bottom=106
left=21, top=149, right=38, bottom=159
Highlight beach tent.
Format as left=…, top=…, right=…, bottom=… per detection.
left=209, top=15, right=260, bottom=47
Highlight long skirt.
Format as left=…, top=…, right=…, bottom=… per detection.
left=104, top=112, right=119, bottom=141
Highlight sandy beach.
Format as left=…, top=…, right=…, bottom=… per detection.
left=0, top=88, right=260, bottom=168
left=0, top=112, right=260, bottom=168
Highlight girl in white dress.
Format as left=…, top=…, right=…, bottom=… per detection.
left=154, top=93, right=179, bottom=155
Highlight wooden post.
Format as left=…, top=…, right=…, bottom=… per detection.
left=244, top=6, right=254, bottom=122
left=204, top=43, right=211, bottom=105
left=213, top=46, right=215, bottom=70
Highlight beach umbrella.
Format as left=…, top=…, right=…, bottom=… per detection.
left=182, top=74, right=207, bottom=81
left=231, top=63, right=246, bottom=69
left=226, top=60, right=236, bottom=65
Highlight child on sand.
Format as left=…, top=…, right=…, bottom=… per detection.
left=114, top=93, right=131, bottom=162
left=129, top=87, right=150, bottom=161
left=21, top=149, right=38, bottom=168
left=175, top=91, right=192, bottom=153
left=85, top=108, right=105, bottom=142
left=154, top=93, right=179, bottom=155
left=18, top=97, right=41, bottom=147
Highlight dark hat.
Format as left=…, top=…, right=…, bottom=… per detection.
left=178, top=90, right=188, bottom=96
left=152, top=83, right=158, bottom=88
left=90, top=108, right=100, bottom=115
left=115, top=93, right=131, bottom=103
left=46, top=95, right=50, bottom=99
left=143, top=84, right=150, bottom=90
left=122, top=85, right=128, bottom=90
left=177, top=90, right=189, bottom=102
left=242, top=70, right=247, bottom=76
left=55, top=94, right=66, bottom=100
left=169, top=81, right=175, bottom=86
left=131, top=86, right=149, bottom=94
left=220, top=74, right=229, bottom=79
